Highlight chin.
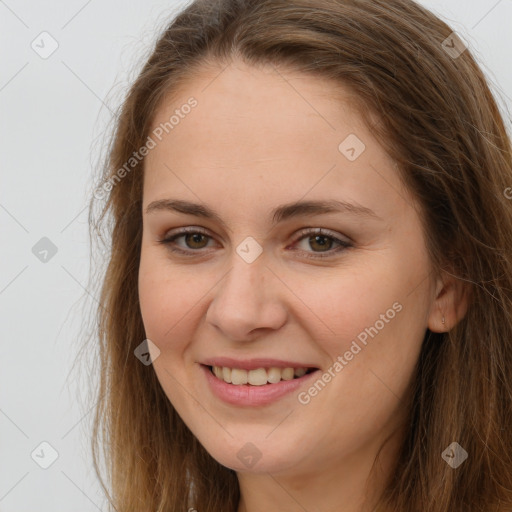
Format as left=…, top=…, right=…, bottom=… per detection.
left=200, top=436, right=305, bottom=474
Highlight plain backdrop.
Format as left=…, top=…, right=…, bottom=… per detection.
left=1, top=0, right=511, bottom=510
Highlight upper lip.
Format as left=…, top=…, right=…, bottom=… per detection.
left=201, top=357, right=319, bottom=371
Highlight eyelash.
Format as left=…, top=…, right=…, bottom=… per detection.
left=157, top=226, right=352, bottom=260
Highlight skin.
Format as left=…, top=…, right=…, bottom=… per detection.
left=138, top=59, right=468, bottom=512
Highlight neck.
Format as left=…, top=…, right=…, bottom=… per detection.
left=235, top=423, right=404, bottom=512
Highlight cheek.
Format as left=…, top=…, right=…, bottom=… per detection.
left=138, top=255, right=191, bottom=347
left=138, top=253, right=218, bottom=376
left=138, top=261, right=197, bottom=406
left=299, top=261, right=426, bottom=395
left=289, top=264, right=398, bottom=345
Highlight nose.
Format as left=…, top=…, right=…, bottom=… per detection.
left=205, top=254, right=288, bottom=342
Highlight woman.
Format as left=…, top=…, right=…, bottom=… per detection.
left=87, top=0, right=512, bottom=510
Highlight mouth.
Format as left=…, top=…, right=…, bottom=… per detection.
left=200, top=362, right=321, bottom=406
left=204, top=364, right=319, bottom=385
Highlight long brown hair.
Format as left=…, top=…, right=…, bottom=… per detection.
left=85, top=0, right=512, bottom=510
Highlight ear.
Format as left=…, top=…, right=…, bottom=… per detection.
left=427, top=272, right=471, bottom=333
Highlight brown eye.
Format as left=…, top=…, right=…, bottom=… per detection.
left=157, top=227, right=215, bottom=254
left=158, top=226, right=352, bottom=259
left=182, top=232, right=209, bottom=249
left=306, top=234, right=335, bottom=252
left=292, top=228, right=352, bottom=260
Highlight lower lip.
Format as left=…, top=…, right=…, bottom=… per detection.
left=201, top=364, right=319, bottom=407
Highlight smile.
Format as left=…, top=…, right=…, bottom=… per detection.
left=200, top=363, right=320, bottom=406
left=210, top=365, right=316, bottom=385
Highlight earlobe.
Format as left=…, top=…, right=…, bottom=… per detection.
left=427, top=273, right=471, bottom=333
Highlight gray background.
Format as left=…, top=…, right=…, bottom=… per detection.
left=1, top=0, right=511, bottom=510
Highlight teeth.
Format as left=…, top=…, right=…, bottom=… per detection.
left=294, top=368, right=307, bottom=377
left=211, top=366, right=312, bottom=385
left=248, top=368, right=268, bottom=386
left=281, top=368, right=294, bottom=380
left=267, top=367, right=282, bottom=384
left=231, top=368, right=248, bottom=385
left=222, top=367, right=232, bottom=383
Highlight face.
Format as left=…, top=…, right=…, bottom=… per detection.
left=138, top=60, right=438, bottom=479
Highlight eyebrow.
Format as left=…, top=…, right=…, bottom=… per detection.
left=145, top=198, right=382, bottom=230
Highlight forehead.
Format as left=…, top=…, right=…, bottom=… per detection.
left=143, top=60, right=413, bottom=223
left=148, top=61, right=363, bottom=160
